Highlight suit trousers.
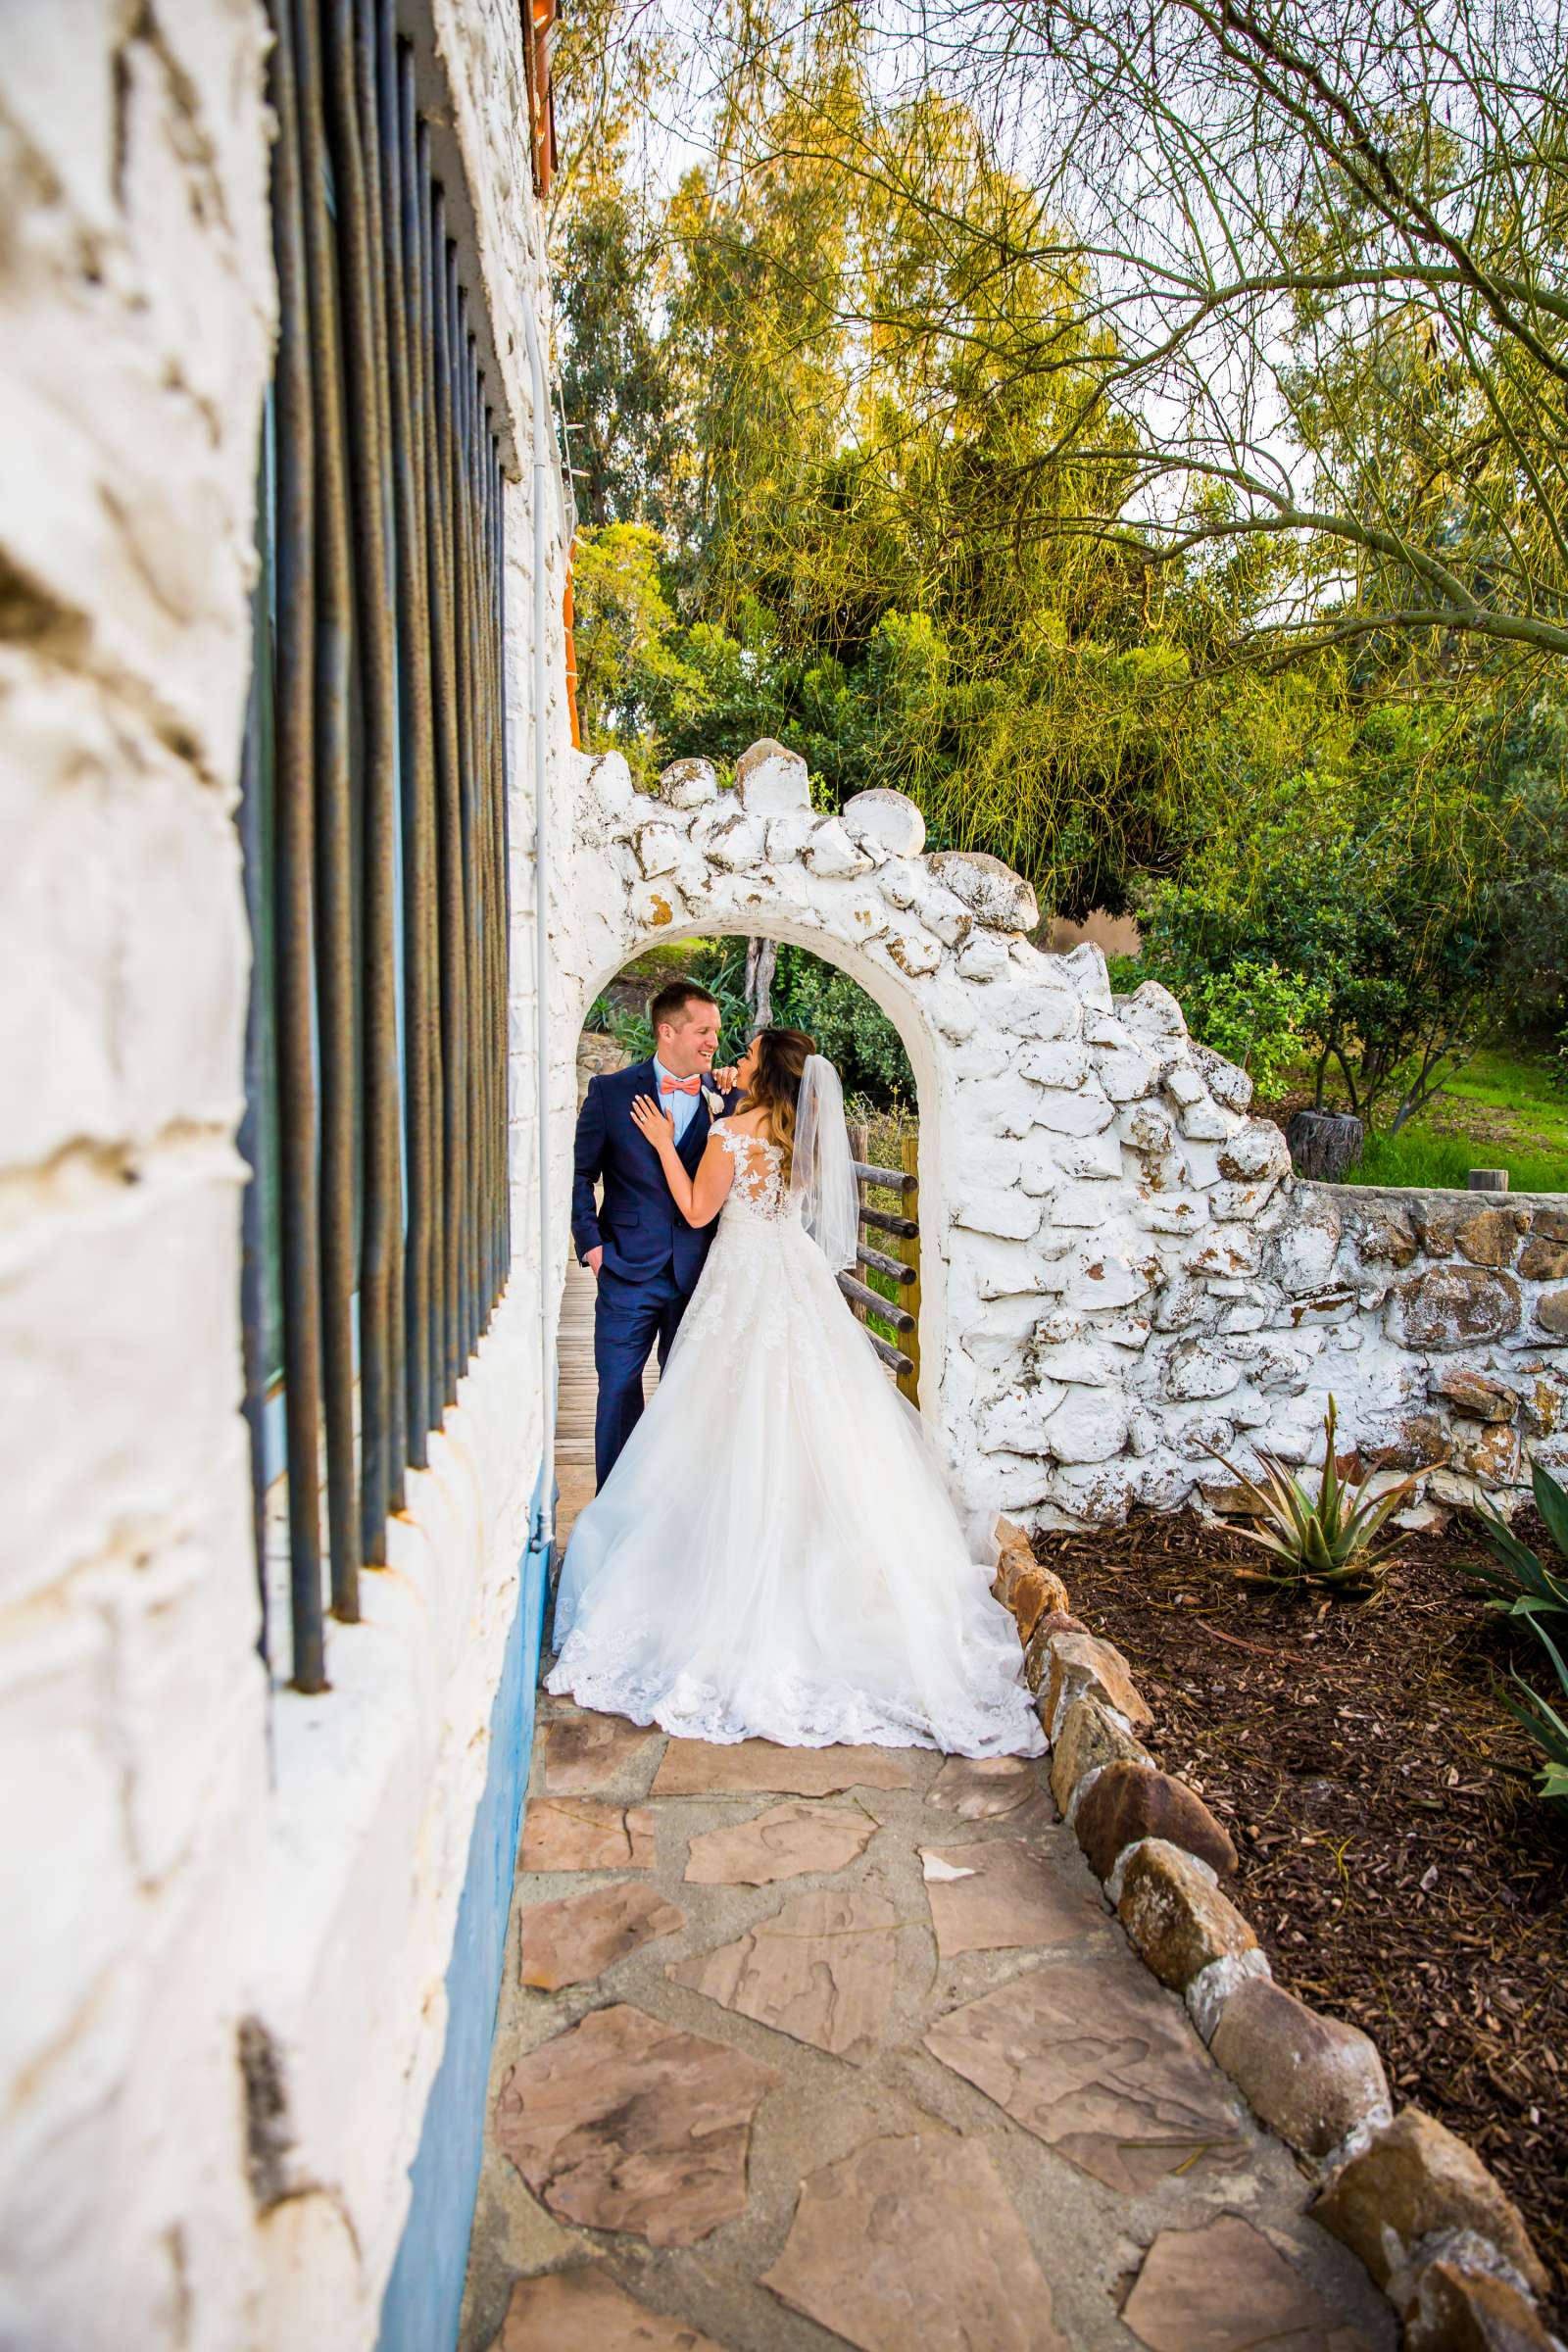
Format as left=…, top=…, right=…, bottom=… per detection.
left=592, top=1259, right=691, bottom=1489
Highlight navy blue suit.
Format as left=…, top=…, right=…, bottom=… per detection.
left=572, top=1057, right=740, bottom=1486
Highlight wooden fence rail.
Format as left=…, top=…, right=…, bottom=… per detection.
left=841, top=1126, right=921, bottom=1400
left=851, top=1157, right=917, bottom=1194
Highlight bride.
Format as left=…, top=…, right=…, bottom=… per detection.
left=546, top=1026, right=1043, bottom=1757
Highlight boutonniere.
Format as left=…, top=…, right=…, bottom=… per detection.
left=701, top=1084, right=724, bottom=1114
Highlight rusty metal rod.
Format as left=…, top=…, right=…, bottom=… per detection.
left=467, top=378, right=491, bottom=1336
left=461, top=303, right=484, bottom=1358
left=464, top=420, right=485, bottom=1338
left=463, top=310, right=486, bottom=1354
left=428, top=190, right=468, bottom=1404
left=491, top=438, right=508, bottom=1295
left=453, top=264, right=475, bottom=1375
left=238, top=459, right=274, bottom=1670
left=416, top=122, right=449, bottom=1418
left=270, top=0, right=327, bottom=1690
left=493, top=437, right=512, bottom=1286
left=386, top=31, right=435, bottom=1467
left=357, top=0, right=407, bottom=1513
left=483, top=425, right=505, bottom=1316
left=449, top=272, right=476, bottom=1366
left=455, top=263, right=479, bottom=1364
left=377, top=27, right=411, bottom=1502
left=482, top=409, right=498, bottom=1314
left=300, top=0, right=360, bottom=1626
left=325, top=0, right=395, bottom=1572
left=483, top=425, right=500, bottom=1310
left=414, top=109, right=444, bottom=1440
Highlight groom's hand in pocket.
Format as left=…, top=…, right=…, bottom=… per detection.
left=585, top=1246, right=604, bottom=1276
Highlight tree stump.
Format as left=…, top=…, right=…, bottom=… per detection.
left=1286, top=1108, right=1364, bottom=1181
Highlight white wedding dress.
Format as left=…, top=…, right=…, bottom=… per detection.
left=547, top=1120, right=1044, bottom=1757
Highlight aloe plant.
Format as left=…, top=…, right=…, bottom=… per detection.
left=1208, top=1396, right=1423, bottom=1599
left=1462, top=1458, right=1568, bottom=1630
left=1498, top=1620, right=1568, bottom=1807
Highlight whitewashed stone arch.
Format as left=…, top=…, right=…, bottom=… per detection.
left=557, top=734, right=1304, bottom=1526
left=559, top=736, right=1567, bottom=1523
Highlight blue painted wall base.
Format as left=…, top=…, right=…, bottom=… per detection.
left=376, top=1479, right=551, bottom=2352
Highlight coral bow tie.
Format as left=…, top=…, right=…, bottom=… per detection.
left=661, top=1074, right=702, bottom=1096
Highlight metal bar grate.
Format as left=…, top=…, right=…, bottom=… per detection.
left=251, top=0, right=511, bottom=1690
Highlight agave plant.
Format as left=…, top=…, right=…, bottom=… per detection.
left=1208, top=1397, right=1424, bottom=1599
left=1461, top=1458, right=1568, bottom=1630
left=1498, top=1620, right=1568, bottom=1807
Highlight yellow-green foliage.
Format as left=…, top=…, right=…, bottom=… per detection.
left=553, top=0, right=1568, bottom=977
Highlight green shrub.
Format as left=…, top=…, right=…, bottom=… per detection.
left=773, top=955, right=912, bottom=1102
left=1135, top=707, right=1505, bottom=1134
left=586, top=994, right=655, bottom=1061
left=686, top=939, right=913, bottom=1104
left=1174, top=958, right=1329, bottom=1096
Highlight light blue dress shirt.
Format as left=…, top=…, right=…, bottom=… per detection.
left=652, top=1056, right=703, bottom=1145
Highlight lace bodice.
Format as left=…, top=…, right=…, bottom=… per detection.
left=712, top=1121, right=793, bottom=1222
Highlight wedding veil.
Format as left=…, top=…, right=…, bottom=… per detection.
left=789, top=1054, right=859, bottom=1270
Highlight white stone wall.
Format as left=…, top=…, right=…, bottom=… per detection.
left=558, top=745, right=1566, bottom=1527
left=0, top=5, right=572, bottom=2349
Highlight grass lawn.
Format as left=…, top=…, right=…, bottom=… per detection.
left=1262, top=1044, right=1568, bottom=1195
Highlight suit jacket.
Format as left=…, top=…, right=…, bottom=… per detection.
left=572, top=1058, right=741, bottom=1294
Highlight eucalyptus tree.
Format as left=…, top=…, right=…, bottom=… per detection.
left=754, top=0, right=1568, bottom=687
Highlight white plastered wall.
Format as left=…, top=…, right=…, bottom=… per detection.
left=0, top=5, right=575, bottom=2349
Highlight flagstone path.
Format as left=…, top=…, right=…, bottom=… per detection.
left=458, top=1694, right=1396, bottom=2352
left=464, top=1122, right=1392, bottom=2346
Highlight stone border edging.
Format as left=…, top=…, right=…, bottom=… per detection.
left=991, top=1517, right=1565, bottom=2352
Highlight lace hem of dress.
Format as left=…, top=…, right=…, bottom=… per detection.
left=543, top=1640, right=1046, bottom=1759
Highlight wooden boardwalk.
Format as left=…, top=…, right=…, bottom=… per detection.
left=553, top=1229, right=658, bottom=1553
left=553, top=1037, right=653, bottom=1551
left=554, top=1255, right=599, bottom=1470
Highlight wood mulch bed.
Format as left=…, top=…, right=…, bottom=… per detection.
left=1037, top=1506, right=1568, bottom=2312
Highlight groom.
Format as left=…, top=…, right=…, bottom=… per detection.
left=572, top=980, right=743, bottom=1486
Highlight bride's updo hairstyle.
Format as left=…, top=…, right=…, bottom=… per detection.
left=742, top=1026, right=816, bottom=1182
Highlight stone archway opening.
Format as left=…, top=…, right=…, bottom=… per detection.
left=576, top=919, right=938, bottom=1403
left=557, top=733, right=1073, bottom=1515
left=555, top=734, right=1410, bottom=1534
